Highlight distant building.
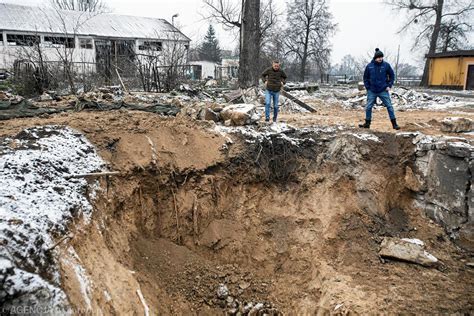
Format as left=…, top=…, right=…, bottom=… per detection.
left=217, top=58, right=239, bottom=80
left=427, top=50, right=474, bottom=90
left=0, top=3, right=190, bottom=72
left=188, top=60, right=218, bottom=79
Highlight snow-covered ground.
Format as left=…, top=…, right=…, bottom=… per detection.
left=0, top=126, right=105, bottom=311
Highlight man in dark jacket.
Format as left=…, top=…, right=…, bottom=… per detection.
left=261, top=60, right=287, bottom=122
left=359, top=48, right=400, bottom=130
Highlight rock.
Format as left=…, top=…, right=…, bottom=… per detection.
left=238, top=281, right=250, bottom=290
left=205, top=79, right=218, bottom=87
left=249, top=303, right=264, bottom=316
left=0, top=91, right=9, bottom=101
left=414, top=146, right=472, bottom=248
left=220, top=104, right=257, bottom=126
left=444, top=141, right=474, bottom=158
left=204, top=108, right=220, bottom=122
left=379, top=237, right=438, bottom=267
left=171, top=98, right=183, bottom=108
left=38, top=93, right=53, bottom=102
left=216, top=284, right=229, bottom=299
left=440, top=117, right=474, bottom=133
left=357, top=81, right=365, bottom=91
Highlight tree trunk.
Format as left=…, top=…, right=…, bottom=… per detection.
left=421, top=0, right=444, bottom=87
left=300, top=23, right=311, bottom=82
left=239, top=0, right=261, bottom=88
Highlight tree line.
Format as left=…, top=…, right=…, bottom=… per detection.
left=30, top=0, right=474, bottom=89
left=203, top=0, right=472, bottom=88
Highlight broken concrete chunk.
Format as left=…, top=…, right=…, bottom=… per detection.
left=379, top=237, right=438, bottom=267
left=444, top=141, right=474, bottom=159
left=440, top=117, right=474, bottom=133
left=220, top=104, right=258, bottom=126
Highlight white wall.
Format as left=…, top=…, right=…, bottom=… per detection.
left=0, top=31, right=95, bottom=72
left=189, top=60, right=217, bottom=79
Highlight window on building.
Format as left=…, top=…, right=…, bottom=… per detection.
left=138, top=41, right=162, bottom=51
left=7, top=34, right=40, bottom=46
left=0, top=33, right=3, bottom=45
left=79, top=38, right=93, bottom=49
left=44, top=36, right=75, bottom=48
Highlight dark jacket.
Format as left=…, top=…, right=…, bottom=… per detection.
left=363, top=60, right=395, bottom=93
left=261, top=67, right=287, bottom=92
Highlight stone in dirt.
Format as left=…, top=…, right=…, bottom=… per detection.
left=379, top=237, right=439, bottom=267
left=440, top=117, right=474, bottom=133
left=216, top=284, right=229, bottom=299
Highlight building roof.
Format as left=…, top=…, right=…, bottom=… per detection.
left=426, top=50, right=474, bottom=58
left=0, top=3, right=190, bottom=42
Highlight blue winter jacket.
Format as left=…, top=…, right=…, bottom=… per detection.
left=363, top=60, right=395, bottom=93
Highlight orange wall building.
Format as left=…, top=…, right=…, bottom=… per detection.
left=427, top=50, right=474, bottom=90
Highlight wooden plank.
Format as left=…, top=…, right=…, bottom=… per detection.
left=281, top=90, right=317, bottom=113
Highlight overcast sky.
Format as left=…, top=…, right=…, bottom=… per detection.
left=1, top=0, right=473, bottom=70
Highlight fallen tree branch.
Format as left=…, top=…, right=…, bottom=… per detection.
left=46, top=233, right=74, bottom=252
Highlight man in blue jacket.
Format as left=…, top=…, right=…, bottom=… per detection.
left=359, top=48, right=400, bottom=130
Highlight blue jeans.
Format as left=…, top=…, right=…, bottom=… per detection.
left=365, top=90, right=396, bottom=121
left=265, top=89, right=280, bottom=122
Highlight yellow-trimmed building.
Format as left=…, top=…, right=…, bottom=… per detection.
left=427, top=50, right=474, bottom=90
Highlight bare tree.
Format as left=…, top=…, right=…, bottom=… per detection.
left=439, top=19, right=472, bottom=52
left=284, top=0, right=336, bottom=82
left=51, top=0, right=108, bottom=12
left=386, top=0, right=474, bottom=86
left=203, top=0, right=279, bottom=87
left=132, top=27, right=189, bottom=92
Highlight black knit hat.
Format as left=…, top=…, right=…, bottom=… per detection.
left=374, top=48, right=384, bottom=59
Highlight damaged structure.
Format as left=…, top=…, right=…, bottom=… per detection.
left=0, top=3, right=190, bottom=77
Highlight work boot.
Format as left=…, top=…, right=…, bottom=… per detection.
left=391, top=119, right=400, bottom=130
left=358, top=119, right=371, bottom=129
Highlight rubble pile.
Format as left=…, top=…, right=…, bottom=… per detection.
left=440, top=117, right=474, bottom=133
left=341, top=87, right=471, bottom=110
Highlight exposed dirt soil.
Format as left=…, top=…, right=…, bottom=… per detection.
left=1, top=106, right=473, bottom=314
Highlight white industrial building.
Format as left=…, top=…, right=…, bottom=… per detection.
left=0, top=3, right=191, bottom=73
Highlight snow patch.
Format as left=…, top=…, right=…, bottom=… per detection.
left=0, top=125, right=105, bottom=308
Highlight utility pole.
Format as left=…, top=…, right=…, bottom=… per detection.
left=395, top=44, right=400, bottom=85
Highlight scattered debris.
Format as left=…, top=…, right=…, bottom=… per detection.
left=440, top=117, right=474, bottom=133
